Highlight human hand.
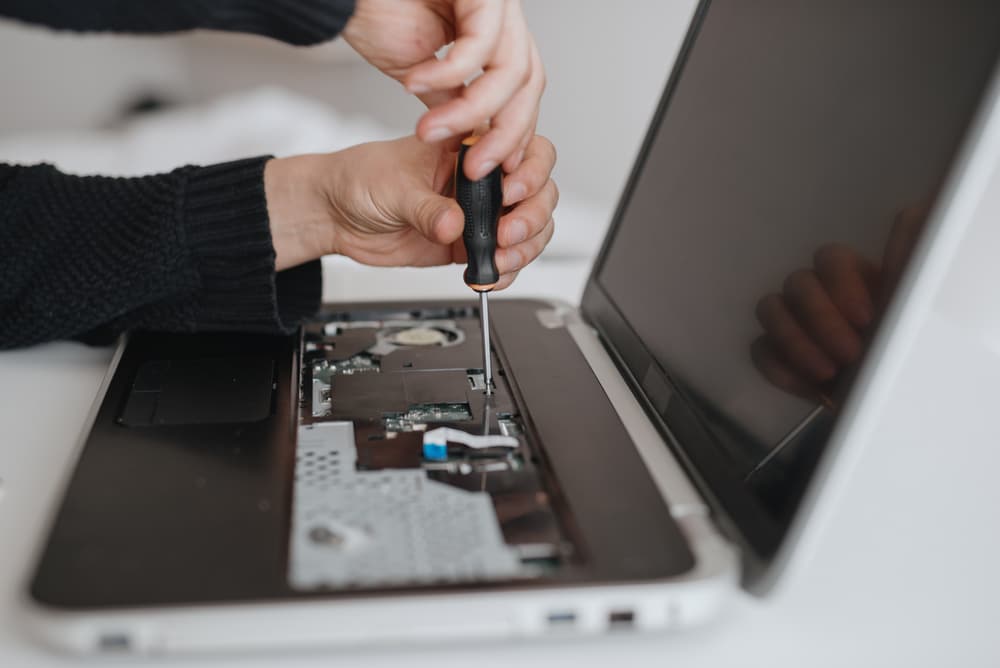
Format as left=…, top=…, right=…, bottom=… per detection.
left=264, top=134, right=557, bottom=290
left=342, top=0, right=544, bottom=181
left=751, top=207, right=927, bottom=402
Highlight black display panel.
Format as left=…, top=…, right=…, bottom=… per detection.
left=583, top=0, right=1000, bottom=566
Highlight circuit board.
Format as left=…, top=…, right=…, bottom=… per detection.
left=288, top=306, right=573, bottom=591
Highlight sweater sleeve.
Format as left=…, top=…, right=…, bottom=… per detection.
left=0, top=0, right=355, bottom=46
left=0, top=158, right=322, bottom=349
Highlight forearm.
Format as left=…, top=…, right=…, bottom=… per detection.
left=0, top=159, right=321, bottom=349
left=0, top=0, right=355, bottom=45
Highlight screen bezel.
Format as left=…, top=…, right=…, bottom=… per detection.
left=580, top=0, right=996, bottom=576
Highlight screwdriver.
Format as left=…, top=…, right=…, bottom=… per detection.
left=455, top=135, right=503, bottom=396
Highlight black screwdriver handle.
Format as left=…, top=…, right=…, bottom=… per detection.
left=456, top=136, right=503, bottom=292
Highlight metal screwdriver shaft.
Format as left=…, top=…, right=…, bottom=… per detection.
left=479, top=290, right=493, bottom=395
left=455, top=135, right=503, bottom=397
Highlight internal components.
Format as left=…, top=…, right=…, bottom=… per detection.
left=421, top=456, right=520, bottom=476
left=325, top=320, right=465, bottom=357
left=389, top=327, right=450, bottom=347
left=353, top=425, right=520, bottom=475
left=311, top=356, right=381, bottom=417
left=497, top=413, right=522, bottom=437
left=289, top=422, right=523, bottom=589
left=467, top=372, right=489, bottom=392
left=384, top=402, right=472, bottom=432
left=307, top=317, right=477, bottom=419
left=421, top=427, right=518, bottom=462
left=292, top=306, right=572, bottom=590
left=312, top=354, right=379, bottom=380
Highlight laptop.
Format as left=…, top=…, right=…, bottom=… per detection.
left=22, top=0, right=1000, bottom=654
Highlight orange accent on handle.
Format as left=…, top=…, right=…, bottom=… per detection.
left=462, top=135, right=481, bottom=146
left=468, top=283, right=497, bottom=292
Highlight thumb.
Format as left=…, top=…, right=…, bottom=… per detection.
left=407, top=190, right=464, bottom=245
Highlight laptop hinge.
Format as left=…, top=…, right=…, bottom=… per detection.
left=534, top=303, right=587, bottom=330
left=535, top=302, right=711, bottom=516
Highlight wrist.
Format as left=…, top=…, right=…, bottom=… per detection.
left=263, top=155, right=340, bottom=271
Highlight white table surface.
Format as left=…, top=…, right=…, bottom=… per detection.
left=2, top=262, right=998, bottom=667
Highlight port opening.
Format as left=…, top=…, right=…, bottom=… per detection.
left=546, top=610, right=577, bottom=627
left=608, top=609, right=636, bottom=629
left=97, top=632, right=132, bottom=652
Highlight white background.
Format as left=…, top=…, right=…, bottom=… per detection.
left=0, top=1, right=699, bottom=306
left=0, top=1, right=699, bottom=235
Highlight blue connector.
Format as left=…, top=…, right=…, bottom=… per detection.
left=422, top=441, right=448, bottom=461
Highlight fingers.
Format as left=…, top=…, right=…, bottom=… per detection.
left=813, top=244, right=877, bottom=328
left=502, top=135, right=556, bottom=206
left=416, top=2, right=530, bottom=145
left=751, top=336, right=818, bottom=401
left=461, top=37, right=545, bottom=179
left=449, top=192, right=555, bottom=289
left=782, top=269, right=864, bottom=366
left=414, top=1, right=543, bottom=180
left=498, top=177, right=558, bottom=249
left=492, top=269, right=521, bottom=291
left=495, top=216, right=555, bottom=278
left=756, top=293, right=838, bottom=384
left=755, top=244, right=880, bottom=400
left=415, top=85, right=463, bottom=112
left=492, top=153, right=556, bottom=284
left=405, top=0, right=505, bottom=94
left=446, top=139, right=556, bottom=285
left=500, top=39, right=544, bottom=174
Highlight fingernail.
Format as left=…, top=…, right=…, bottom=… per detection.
left=407, top=82, right=431, bottom=94
left=506, top=219, right=527, bottom=245
left=424, top=126, right=453, bottom=143
left=505, top=182, right=527, bottom=205
left=476, top=160, right=497, bottom=179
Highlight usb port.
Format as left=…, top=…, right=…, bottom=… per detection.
left=97, top=632, right=132, bottom=652
left=546, top=611, right=577, bottom=626
left=608, top=609, right=636, bottom=629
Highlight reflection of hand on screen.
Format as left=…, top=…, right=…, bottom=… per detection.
left=751, top=206, right=928, bottom=403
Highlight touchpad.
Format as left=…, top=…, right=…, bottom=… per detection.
left=119, top=357, right=275, bottom=426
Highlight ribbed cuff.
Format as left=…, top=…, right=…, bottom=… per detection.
left=208, top=0, right=357, bottom=46
left=181, top=156, right=321, bottom=334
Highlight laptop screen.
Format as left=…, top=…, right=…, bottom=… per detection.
left=582, top=0, right=1000, bottom=565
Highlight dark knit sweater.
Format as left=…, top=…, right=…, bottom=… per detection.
left=0, top=0, right=356, bottom=349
